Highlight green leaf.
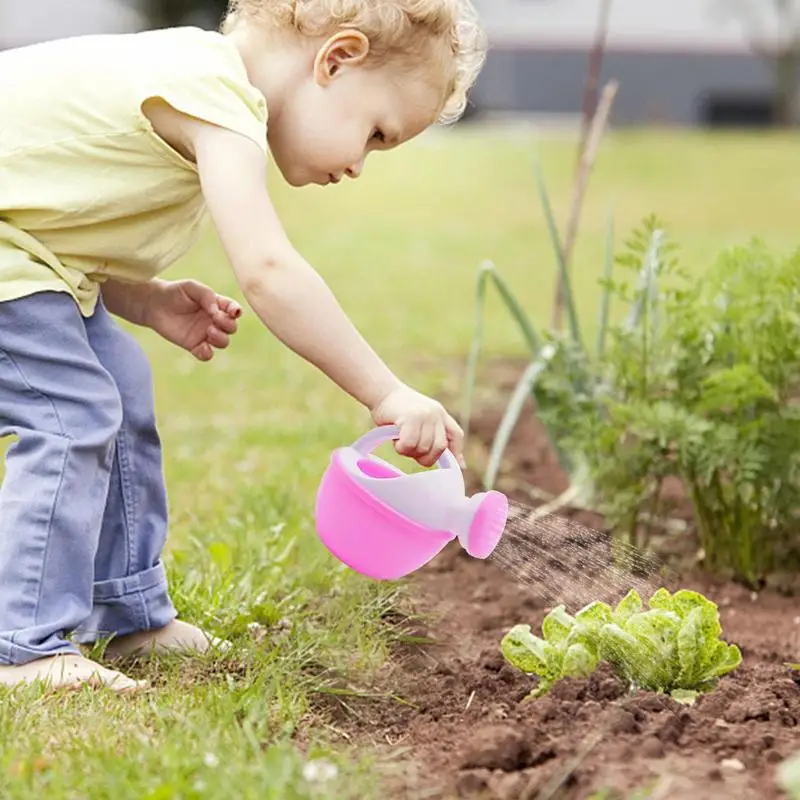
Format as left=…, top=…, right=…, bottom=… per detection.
left=707, top=641, right=743, bottom=680
left=562, top=642, right=599, bottom=678
left=613, top=589, right=643, bottom=624
left=542, top=606, right=576, bottom=645
left=596, top=209, right=615, bottom=361
left=670, top=590, right=720, bottom=620
left=572, top=601, right=613, bottom=655
left=622, top=227, right=665, bottom=332
left=532, top=157, right=583, bottom=348
left=575, top=600, right=614, bottom=626
left=778, top=753, right=800, bottom=800
left=647, top=588, right=673, bottom=611
left=676, top=604, right=724, bottom=687
left=208, top=541, right=233, bottom=572
left=461, top=261, right=542, bottom=437
left=483, top=263, right=542, bottom=355
left=622, top=609, right=682, bottom=690
left=597, top=622, right=640, bottom=684
left=695, top=365, right=778, bottom=415
left=145, top=787, right=178, bottom=800
left=501, top=611, right=599, bottom=698
left=483, top=355, right=551, bottom=489
left=500, top=625, right=559, bottom=680
left=669, top=688, right=700, bottom=705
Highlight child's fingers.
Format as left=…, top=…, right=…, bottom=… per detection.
left=416, top=422, right=435, bottom=460
left=416, top=422, right=449, bottom=468
left=212, top=312, right=238, bottom=335
left=394, top=420, right=421, bottom=458
left=206, top=325, right=230, bottom=350
left=217, top=295, right=243, bottom=319
left=432, top=421, right=448, bottom=463
left=191, top=342, right=213, bottom=361
left=445, top=414, right=465, bottom=466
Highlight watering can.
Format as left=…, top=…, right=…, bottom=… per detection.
left=314, top=425, right=509, bottom=580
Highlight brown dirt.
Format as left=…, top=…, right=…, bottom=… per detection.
left=323, top=359, right=800, bottom=799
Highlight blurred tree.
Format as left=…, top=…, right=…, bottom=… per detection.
left=139, top=0, right=228, bottom=29
left=720, top=0, right=800, bottom=126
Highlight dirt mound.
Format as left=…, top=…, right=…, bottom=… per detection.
left=449, top=661, right=798, bottom=799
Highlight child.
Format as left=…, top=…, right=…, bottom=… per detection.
left=0, top=0, right=487, bottom=692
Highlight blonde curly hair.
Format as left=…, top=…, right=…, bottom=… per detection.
left=222, top=0, right=487, bottom=124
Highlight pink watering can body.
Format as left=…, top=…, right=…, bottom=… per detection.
left=314, top=425, right=509, bottom=580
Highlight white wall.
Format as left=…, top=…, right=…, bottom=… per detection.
left=0, top=0, right=146, bottom=48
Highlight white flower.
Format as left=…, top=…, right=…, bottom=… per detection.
left=302, top=759, right=338, bottom=783
left=203, top=752, right=220, bottom=769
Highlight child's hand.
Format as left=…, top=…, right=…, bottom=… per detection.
left=145, top=279, right=242, bottom=362
left=370, top=384, right=465, bottom=468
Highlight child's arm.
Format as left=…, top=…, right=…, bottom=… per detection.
left=193, top=128, right=402, bottom=413
left=101, top=279, right=159, bottom=326
left=101, top=277, right=242, bottom=362
left=146, top=105, right=463, bottom=466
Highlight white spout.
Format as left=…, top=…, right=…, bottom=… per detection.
left=447, top=494, right=486, bottom=547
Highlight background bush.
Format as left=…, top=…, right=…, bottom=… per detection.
left=466, top=210, right=800, bottom=588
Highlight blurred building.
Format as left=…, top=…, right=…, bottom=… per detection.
left=470, top=0, right=783, bottom=126
left=1, top=0, right=792, bottom=127
left=0, top=0, right=146, bottom=48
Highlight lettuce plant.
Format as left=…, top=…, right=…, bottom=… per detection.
left=500, top=605, right=600, bottom=698
left=779, top=753, right=800, bottom=800
left=501, top=588, right=742, bottom=703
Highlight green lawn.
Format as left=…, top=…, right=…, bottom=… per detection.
left=1, top=125, right=799, bottom=798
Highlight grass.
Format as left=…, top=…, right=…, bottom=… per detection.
left=1, top=123, right=799, bottom=797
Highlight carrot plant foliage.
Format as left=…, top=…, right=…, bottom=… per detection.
left=465, top=206, right=800, bottom=585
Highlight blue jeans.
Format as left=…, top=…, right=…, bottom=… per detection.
left=0, top=291, right=176, bottom=665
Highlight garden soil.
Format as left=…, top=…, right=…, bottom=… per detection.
left=321, top=360, right=800, bottom=800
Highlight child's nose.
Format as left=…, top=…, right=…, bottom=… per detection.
left=346, top=157, right=365, bottom=179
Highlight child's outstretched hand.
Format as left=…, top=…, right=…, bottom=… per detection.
left=145, top=279, right=242, bottom=361
left=370, top=384, right=465, bottom=469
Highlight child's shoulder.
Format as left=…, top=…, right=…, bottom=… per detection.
left=122, top=26, right=244, bottom=74
left=2, top=26, right=244, bottom=88
left=1, top=25, right=267, bottom=163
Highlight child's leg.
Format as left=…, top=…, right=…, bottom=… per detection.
left=68, top=297, right=177, bottom=646
left=0, top=291, right=145, bottom=690
left=72, top=299, right=224, bottom=658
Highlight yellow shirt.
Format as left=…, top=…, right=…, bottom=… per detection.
left=0, top=26, right=268, bottom=316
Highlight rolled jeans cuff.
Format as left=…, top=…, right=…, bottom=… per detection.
left=72, top=561, right=177, bottom=644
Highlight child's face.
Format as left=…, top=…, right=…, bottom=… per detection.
left=267, top=34, right=443, bottom=187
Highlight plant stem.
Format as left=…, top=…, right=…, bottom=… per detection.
left=626, top=510, right=639, bottom=550
left=575, top=0, right=614, bottom=169
left=642, top=477, right=664, bottom=552
left=550, top=81, right=619, bottom=332
left=689, top=481, right=716, bottom=569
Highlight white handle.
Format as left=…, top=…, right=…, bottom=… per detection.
left=350, top=425, right=459, bottom=471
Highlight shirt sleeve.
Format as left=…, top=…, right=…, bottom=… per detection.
left=132, top=30, right=269, bottom=162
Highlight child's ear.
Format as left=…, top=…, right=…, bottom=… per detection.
left=314, top=30, right=370, bottom=85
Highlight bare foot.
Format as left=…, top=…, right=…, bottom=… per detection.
left=0, top=654, right=146, bottom=693
left=102, top=619, right=230, bottom=661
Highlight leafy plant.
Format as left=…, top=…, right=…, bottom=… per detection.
left=779, top=753, right=800, bottom=800
left=501, top=588, right=742, bottom=702
left=571, top=236, right=800, bottom=584
left=500, top=605, right=600, bottom=698
left=463, top=164, right=800, bottom=583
